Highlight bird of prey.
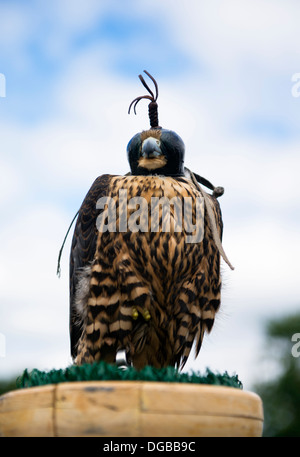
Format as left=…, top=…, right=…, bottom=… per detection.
left=68, top=71, right=233, bottom=370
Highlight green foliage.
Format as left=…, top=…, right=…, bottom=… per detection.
left=16, top=361, right=243, bottom=390
left=255, top=312, right=300, bottom=437
left=0, top=378, right=18, bottom=396
left=267, top=314, right=300, bottom=339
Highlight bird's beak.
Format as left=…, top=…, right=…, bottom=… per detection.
left=141, top=137, right=162, bottom=158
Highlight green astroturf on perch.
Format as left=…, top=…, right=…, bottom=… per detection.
left=16, top=361, right=243, bottom=389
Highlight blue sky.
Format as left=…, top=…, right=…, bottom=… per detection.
left=0, top=0, right=300, bottom=390
left=0, top=1, right=193, bottom=123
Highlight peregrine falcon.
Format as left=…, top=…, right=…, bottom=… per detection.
left=68, top=71, right=233, bottom=369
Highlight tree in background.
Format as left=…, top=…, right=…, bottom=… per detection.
left=0, top=378, right=17, bottom=396
left=255, top=312, right=300, bottom=437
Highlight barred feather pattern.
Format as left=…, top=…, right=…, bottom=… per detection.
left=75, top=175, right=222, bottom=369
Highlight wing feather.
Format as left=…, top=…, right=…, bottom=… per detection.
left=69, top=174, right=114, bottom=358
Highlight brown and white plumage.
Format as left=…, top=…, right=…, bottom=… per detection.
left=69, top=71, right=230, bottom=369
left=70, top=172, right=223, bottom=369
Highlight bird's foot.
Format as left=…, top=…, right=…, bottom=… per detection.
left=132, top=307, right=151, bottom=321
left=132, top=307, right=139, bottom=320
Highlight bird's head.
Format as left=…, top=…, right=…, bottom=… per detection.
left=127, top=128, right=185, bottom=176
left=127, top=71, right=185, bottom=177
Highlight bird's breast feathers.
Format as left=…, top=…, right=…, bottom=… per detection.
left=93, top=174, right=206, bottom=292
left=101, top=174, right=205, bottom=238
left=74, top=174, right=220, bottom=368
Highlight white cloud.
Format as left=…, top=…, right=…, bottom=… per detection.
left=0, top=158, right=25, bottom=208
left=0, top=202, right=72, bottom=374
left=164, top=0, right=300, bottom=67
